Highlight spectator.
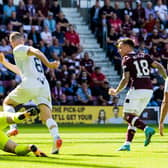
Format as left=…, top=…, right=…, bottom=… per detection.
left=3, top=0, right=16, bottom=22
left=56, top=64, right=69, bottom=84
left=62, top=39, right=76, bottom=57
left=56, top=12, right=69, bottom=33
left=161, top=43, right=168, bottom=69
left=108, top=13, right=122, bottom=33
left=90, top=67, right=106, bottom=95
left=43, top=12, right=56, bottom=33
left=52, top=24, right=65, bottom=45
left=0, top=38, right=12, bottom=55
left=80, top=52, right=94, bottom=75
left=160, top=29, right=168, bottom=44
left=122, top=14, right=134, bottom=36
left=98, top=11, right=108, bottom=47
left=25, top=0, right=37, bottom=25
left=7, top=11, right=22, bottom=30
left=139, top=41, right=149, bottom=54
left=78, top=71, right=90, bottom=84
left=59, top=93, right=72, bottom=105
left=40, top=26, right=52, bottom=45
left=37, top=0, right=49, bottom=25
left=153, top=83, right=164, bottom=106
left=132, top=1, right=145, bottom=28
left=51, top=81, right=64, bottom=104
left=67, top=53, right=81, bottom=76
left=28, top=26, right=41, bottom=47
left=90, top=0, right=101, bottom=34
left=50, top=0, right=61, bottom=19
left=49, top=38, right=63, bottom=58
left=106, top=27, right=118, bottom=62
left=38, top=40, right=50, bottom=59
left=76, top=82, right=93, bottom=105
left=17, top=0, right=27, bottom=24
left=111, top=96, right=120, bottom=106
left=62, top=82, right=74, bottom=96
left=150, top=45, right=161, bottom=62
left=65, top=24, right=80, bottom=52
left=121, top=1, right=133, bottom=20
left=154, top=0, right=168, bottom=28
left=143, top=13, right=156, bottom=33
left=151, top=29, right=161, bottom=45
left=145, top=1, right=156, bottom=19
left=98, top=81, right=111, bottom=105
left=99, top=0, right=115, bottom=20
left=114, top=2, right=122, bottom=19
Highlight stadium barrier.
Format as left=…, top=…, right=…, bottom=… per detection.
left=0, top=105, right=165, bottom=124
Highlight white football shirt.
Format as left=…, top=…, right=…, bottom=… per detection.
left=13, top=44, right=46, bottom=87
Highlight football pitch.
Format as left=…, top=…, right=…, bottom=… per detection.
left=0, top=124, right=167, bottom=168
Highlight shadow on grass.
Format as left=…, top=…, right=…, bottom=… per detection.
left=63, top=154, right=119, bottom=158
left=0, top=155, right=131, bottom=168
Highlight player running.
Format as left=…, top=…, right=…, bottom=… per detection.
left=0, top=107, right=46, bottom=157
left=109, top=38, right=167, bottom=151
left=0, top=32, right=62, bottom=154
left=159, top=78, right=168, bottom=136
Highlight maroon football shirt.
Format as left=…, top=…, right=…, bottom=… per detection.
left=122, top=52, right=154, bottom=89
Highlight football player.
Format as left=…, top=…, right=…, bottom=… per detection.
left=0, top=107, right=46, bottom=157
left=0, top=32, right=62, bottom=154
left=109, top=38, right=167, bottom=151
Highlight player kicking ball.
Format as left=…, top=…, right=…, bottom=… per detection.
left=0, top=32, right=62, bottom=154
left=109, top=38, right=167, bottom=151
left=0, top=107, right=47, bottom=157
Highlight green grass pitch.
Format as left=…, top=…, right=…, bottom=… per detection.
left=0, top=124, right=167, bottom=168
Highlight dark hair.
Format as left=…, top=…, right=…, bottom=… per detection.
left=118, top=38, right=135, bottom=48
left=98, top=109, right=106, bottom=123
left=113, top=106, right=119, bottom=112
left=95, top=67, right=100, bottom=71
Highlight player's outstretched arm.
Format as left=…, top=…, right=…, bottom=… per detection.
left=0, top=52, right=21, bottom=75
left=151, top=61, right=167, bottom=80
left=27, top=47, right=60, bottom=69
left=109, top=71, right=130, bottom=96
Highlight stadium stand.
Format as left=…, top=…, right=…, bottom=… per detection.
left=0, top=0, right=167, bottom=106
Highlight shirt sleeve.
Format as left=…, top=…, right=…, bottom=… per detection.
left=122, top=58, right=130, bottom=72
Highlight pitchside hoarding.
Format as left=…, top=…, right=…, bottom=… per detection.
left=0, top=106, right=164, bottom=124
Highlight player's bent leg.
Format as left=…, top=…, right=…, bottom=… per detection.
left=3, top=139, right=47, bottom=157
left=38, top=104, right=62, bottom=154
left=6, top=107, right=40, bottom=124
left=3, top=97, right=20, bottom=137
left=0, top=130, right=10, bottom=152
left=118, top=124, right=136, bottom=151
left=124, top=113, right=155, bottom=146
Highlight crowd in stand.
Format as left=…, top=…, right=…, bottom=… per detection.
left=0, top=0, right=167, bottom=107
left=0, top=0, right=118, bottom=106
left=90, top=0, right=168, bottom=106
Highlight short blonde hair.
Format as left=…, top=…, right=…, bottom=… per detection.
left=9, top=32, right=23, bottom=42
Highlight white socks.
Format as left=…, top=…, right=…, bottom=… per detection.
left=46, top=118, right=59, bottom=138
left=124, top=141, right=131, bottom=146
left=3, top=104, right=17, bottom=129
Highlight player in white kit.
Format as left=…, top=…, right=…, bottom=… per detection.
left=0, top=32, right=62, bottom=154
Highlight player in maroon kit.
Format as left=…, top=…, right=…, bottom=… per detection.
left=109, top=38, right=167, bottom=151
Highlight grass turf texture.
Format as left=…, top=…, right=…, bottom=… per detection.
left=0, top=124, right=168, bottom=168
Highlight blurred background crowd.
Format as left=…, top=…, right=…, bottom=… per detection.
left=0, top=0, right=167, bottom=107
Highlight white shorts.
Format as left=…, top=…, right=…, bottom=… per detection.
left=6, top=79, right=52, bottom=109
left=164, top=78, right=168, bottom=92
left=123, top=89, right=153, bottom=116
